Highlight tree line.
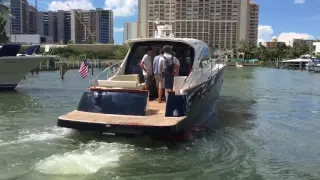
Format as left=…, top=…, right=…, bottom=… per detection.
left=19, top=45, right=129, bottom=61
left=232, top=41, right=318, bottom=62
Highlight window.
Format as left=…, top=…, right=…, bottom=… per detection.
left=200, top=47, right=210, bottom=67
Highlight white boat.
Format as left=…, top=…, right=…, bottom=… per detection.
left=313, top=62, right=320, bottom=72
left=306, top=61, right=314, bottom=71
left=57, top=18, right=228, bottom=141
left=303, top=56, right=320, bottom=72
left=236, top=62, right=243, bottom=68
left=281, top=54, right=317, bottom=71
left=0, top=44, right=57, bottom=90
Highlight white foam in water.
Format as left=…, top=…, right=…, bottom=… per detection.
left=34, top=142, right=125, bottom=175
left=18, top=127, right=72, bottom=142
left=0, top=126, right=73, bottom=146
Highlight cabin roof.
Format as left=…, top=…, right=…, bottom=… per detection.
left=125, top=37, right=208, bottom=50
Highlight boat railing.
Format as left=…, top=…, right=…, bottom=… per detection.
left=212, top=54, right=228, bottom=70
left=89, top=60, right=123, bottom=87
left=182, top=54, right=227, bottom=92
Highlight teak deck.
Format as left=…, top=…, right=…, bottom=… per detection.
left=58, top=101, right=186, bottom=127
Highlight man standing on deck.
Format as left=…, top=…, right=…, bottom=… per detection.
left=140, top=48, right=153, bottom=90
left=153, top=48, right=164, bottom=103
left=159, top=45, right=180, bottom=100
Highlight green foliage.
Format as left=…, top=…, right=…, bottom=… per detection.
left=19, top=46, right=129, bottom=61
left=114, top=45, right=129, bottom=60
left=234, top=42, right=312, bottom=62
left=0, top=13, right=8, bottom=43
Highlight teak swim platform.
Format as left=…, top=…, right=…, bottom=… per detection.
left=58, top=100, right=186, bottom=127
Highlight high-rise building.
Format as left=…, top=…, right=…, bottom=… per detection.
left=248, top=2, right=259, bottom=45
left=55, top=10, right=71, bottom=43
left=71, top=9, right=97, bottom=43
left=28, top=5, right=36, bottom=34
left=8, top=1, right=114, bottom=44
left=35, top=11, right=44, bottom=35
left=138, top=0, right=259, bottom=49
left=10, top=0, right=29, bottom=34
left=96, top=8, right=113, bottom=43
left=123, top=22, right=137, bottom=42
left=48, top=11, right=58, bottom=42
left=70, top=8, right=113, bottom=44
left=36, top=11, right=50, bottom=36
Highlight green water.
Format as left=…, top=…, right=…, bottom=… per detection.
left=0, top=67, right=320, bottom=180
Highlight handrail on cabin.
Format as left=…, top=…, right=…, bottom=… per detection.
left=89, top=60, right=123, bottom=87
left=184, top=54, right=228, bottom=91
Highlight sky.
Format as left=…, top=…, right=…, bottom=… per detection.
left=33, top=0, right=319, bottom=45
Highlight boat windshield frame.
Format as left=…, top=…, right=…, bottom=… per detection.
left=123, top=40, right=196, bottom=79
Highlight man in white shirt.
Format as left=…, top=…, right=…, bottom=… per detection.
left=140, top=48, right=153, bottom=90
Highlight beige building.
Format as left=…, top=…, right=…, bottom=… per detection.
left=124, top=22, right=138, bottom=42
left=248, top=2, right=259, bottom=45
left=137, top=0, right=259, bottom=49
left=264, top=38, right=285, bottom=48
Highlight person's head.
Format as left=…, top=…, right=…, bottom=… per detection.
left=147, top=48, right=152, bottom=56
left=162, top=45, right=172, bottom=54
left=158, top=48, right=164, bottom=55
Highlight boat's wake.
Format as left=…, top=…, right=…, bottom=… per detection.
left=0, top=126, right=73, bottom=146
left=33, top=141, right=131, bottom=175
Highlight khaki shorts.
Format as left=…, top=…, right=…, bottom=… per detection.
left=154, top=74, right=162, bottom=89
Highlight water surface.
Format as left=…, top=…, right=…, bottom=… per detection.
left=0, top=67, right=320, bottom=180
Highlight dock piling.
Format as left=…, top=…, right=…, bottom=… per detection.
left=60, top=62, right=67, bottom=79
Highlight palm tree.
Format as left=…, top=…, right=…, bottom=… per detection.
left=0, top=14, right=8, bottom=43
left=0, top=1, right=11, bottom=16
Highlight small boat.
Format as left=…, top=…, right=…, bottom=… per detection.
left=236, top=62, right=243, bottom=68
left=57, top=21, right=228, bottom=141
left=0, top=44, right=57, bottom=90
left=313, top=60, right=320, bottom=72
left=306, top=61, right=314, bottom=71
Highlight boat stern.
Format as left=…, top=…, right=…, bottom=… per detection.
left=57, top=87, right=191, bottom=140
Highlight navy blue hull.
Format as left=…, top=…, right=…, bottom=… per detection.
left=160, top=66, right=227, bottom=140
left=0, top=84, right=17, bottom=91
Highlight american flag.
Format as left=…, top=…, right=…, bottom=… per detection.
left=79, top=58, right=88, bottom=78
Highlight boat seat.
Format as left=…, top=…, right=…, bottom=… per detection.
left=97, top=74, right=145, bottom=90
left=97, top=80, right=143, bottom=90
left=109, top=74, right=140, bottom=82
left=173, top=76, right=187, bottom=94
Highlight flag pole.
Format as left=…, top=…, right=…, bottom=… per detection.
left=91, top=59, right=94, bottom=75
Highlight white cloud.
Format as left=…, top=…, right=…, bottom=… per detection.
left=47, top=0, right=138, bottom=17
left=114, top=27, right=124, bottom=32
left=258, top=25, right=274, bottom=43
left=278, top=32, right=314, bottom=45
left=104, top=0, right=138, bottom=17
left=48, top=0, right=95, bottom=11
left=295, top=0, right=306, bottom=4
left=258, top=25, right=314, bottom=46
